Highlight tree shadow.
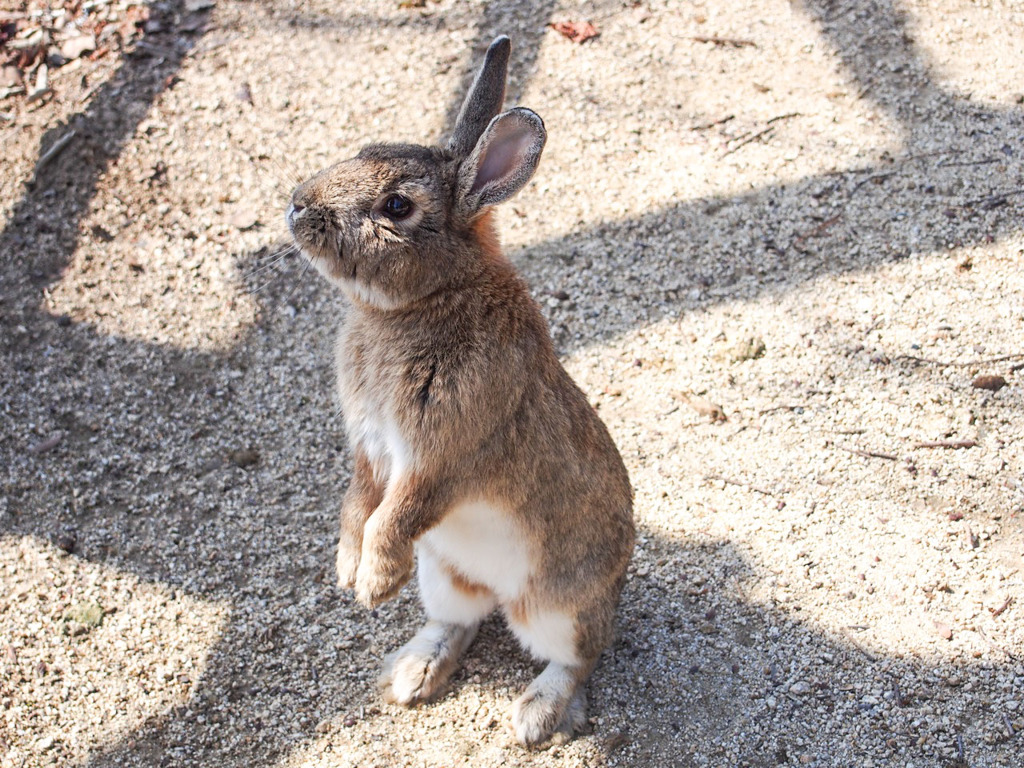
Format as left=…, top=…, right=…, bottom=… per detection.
left=515, top=0, right=1023, bottom=357
left=1, top=0, right=1022, bottom=766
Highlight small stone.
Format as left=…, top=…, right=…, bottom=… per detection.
left=228, top=448, right=260, bottom=468
left=64, top=602, right=104, bottom=630
left=733, top=336, right=766, bottom=361
left=972, top=374, right=1006, bottom=392
left=1, top=64, right=22, bottom=88
left=603, top=730, right=628, bottom=752
left=790, top=681, right=812, bottom=695
left=90, top=224, right=115, bottom=242
left=29, top=433, right=63, bottom=454
left=230, top=209, right=259, bottom=231
left=55, top=528, right=77, bottom=554
left=61, top=34, right=97, bottom=61
left=236, top=82, right=254, bottom=104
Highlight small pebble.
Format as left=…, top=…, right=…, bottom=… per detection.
left=972, top=374, right=1006, bottom=392
left=228, top=449, right=260, bottom=469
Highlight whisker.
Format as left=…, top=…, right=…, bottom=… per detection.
left=273, top=256, right=314, bottom=306
left=249, top=136, right=315, bottom=206
left=244, top=243, right=297, bottom=281
left=246, top=259, right=295, bottom=296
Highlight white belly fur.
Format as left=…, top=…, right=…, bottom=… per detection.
left=342, top=386, right=576, bottom=663
left=419, top=499, right=530, bottom=602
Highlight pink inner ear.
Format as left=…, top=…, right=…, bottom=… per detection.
left=472, top=129, right=533, bottom=193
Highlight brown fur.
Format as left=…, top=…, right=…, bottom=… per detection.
left=287, top=36, right=634, bottom=747
left=442, top=564, right=493, bottom=600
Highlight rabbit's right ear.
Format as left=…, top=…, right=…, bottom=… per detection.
left=447, top=36, right=511, bottom=159
left=457, top=108, right=546, bottom=214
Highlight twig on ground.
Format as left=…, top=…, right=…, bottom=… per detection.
left=722, top=113, right=800, bottom=156
left=912, top=440, right=977, bottom=450
left=850, top=172, right=896, bottom=197
left=758, top=404, right=806, bottom=415
left=896, top=352, right=1024, bottom=368
left=938, top=157, right=999, bottom=168
left=839, top=445, right=898, bottom=461
left=793, top=214, right=843, bottom=252
left=33, top=130, right=76, bottom=177
left=990, top=597, right=1012, bottom=618
left=976, top=627, right=1020, bottom=661
left=692, top=114, right=734, bottom=131
left=844, top=635, right=878, bottom=662
left=705, top=473, right=775, bottom=496
left=690, top=35, right=756, bottom=48
left=963, top=188, right=1024, bottom=209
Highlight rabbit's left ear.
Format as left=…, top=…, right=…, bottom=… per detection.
left=447, top=36, right=511, bottom=159
left=458, top=107, right=546, bottom=213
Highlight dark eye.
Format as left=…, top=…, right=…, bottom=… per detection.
left=382, top=194, right=412, bottom=220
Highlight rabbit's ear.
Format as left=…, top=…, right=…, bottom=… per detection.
left=447, top=36, right=511, bottom=159
left=458, top=108, right=546, bottom=212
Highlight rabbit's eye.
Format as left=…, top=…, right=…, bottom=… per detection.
left=382, top=194, right=413, bottom=220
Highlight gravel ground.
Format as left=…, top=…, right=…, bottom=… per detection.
left=2, top=1, right=1023, bottom=766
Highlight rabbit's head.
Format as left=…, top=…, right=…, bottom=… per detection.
left=287, top=37, right=545, bottom=310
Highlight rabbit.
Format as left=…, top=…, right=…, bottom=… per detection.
left=285, top=35, right=634, bottom=747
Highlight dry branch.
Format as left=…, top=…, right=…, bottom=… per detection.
left=912, top=440, right=977, bottom=450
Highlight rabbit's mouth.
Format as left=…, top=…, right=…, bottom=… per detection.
left=287, top=203, right=343, bottom=269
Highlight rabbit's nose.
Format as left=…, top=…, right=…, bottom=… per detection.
left=287, top=202, right=306, bottom=228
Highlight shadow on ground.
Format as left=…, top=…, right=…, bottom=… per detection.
left=1, top=0, right=1022, bottom=766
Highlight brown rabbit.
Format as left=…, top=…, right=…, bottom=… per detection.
left=286, top=36, right=634, bottom=746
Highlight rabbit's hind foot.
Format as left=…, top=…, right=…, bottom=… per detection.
left=380, top=620, right=479, bottom=705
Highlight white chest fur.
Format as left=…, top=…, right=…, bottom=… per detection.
left=419, top=499, right=530, bottom=602
left=336, top=328, right=414, bottom=485
left=345, top=404, right=413, bottom=485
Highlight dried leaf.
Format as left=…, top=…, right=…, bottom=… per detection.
left=551, top=20, right=600, bottom=44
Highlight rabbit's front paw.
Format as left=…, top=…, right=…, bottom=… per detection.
left=336, top=537, right=360, bottom=590
left=354, top=546, right=413, bottom=608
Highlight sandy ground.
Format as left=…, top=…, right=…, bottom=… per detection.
left=2, top=0, right=1024, bottom=766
